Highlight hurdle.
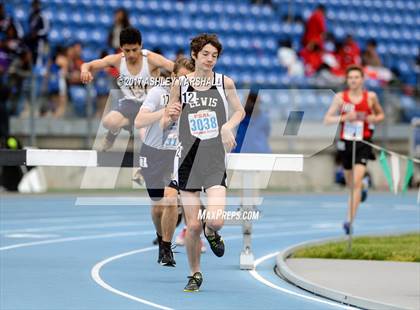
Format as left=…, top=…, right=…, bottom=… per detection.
left=0, top=149, right=304, bottom=269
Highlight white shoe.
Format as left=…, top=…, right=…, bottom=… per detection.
left=175, top=227, right=187, bottom=246
left=200, top=239, right=206, bottom=253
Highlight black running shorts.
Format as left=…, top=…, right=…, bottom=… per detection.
left=337, top=139, right=375, bottom=170
left=176, top=140, right=227, bottom=192
left=139, top=143, right=176, bottom=201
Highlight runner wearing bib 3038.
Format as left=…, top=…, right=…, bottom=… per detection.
left=175, top=72, right=228, bottom=192
left=162, top=34, right=245, bottom=292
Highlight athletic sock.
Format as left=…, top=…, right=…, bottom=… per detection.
left=157, top=233, right=163, bottom=244
left=162, top=241, right=171, bottom=249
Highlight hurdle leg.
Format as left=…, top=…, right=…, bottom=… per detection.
left=240, top=171, right=256, bottom=270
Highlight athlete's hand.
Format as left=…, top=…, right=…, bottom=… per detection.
left=344, top=111, right=357, bottom=122
left=80, top=70, right=93, bottom=84
left=366, top=114, right=376, bottom=123
left=221, top=124, right=236, bottom=152
left=168, top=102, right=181, bottom=121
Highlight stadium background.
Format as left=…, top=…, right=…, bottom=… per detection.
left=1, top=0, right=419, bottom=191
left=1, top=2, right=419, bottom=309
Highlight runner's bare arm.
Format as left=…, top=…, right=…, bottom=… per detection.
left=221, top=76, right=245, bottom=151
left=80, top=54, right=121, bottom=84
left=324, top=92, right=347, bottom=124
left=161, top=79, right=181, bottom=129
left=135, top=107, right=165, bottom=129
left=223, top=76, right=245, bottom=130
left=148, top=52, right=175, bottom=76
left=367, top=92, right=385, bottom=124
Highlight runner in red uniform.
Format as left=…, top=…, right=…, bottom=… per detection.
left=324, top=65, right=385, bottom=234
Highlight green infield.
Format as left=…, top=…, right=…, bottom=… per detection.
left=292, top=233, right=420, bottom=262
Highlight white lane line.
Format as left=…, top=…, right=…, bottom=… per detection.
left=89, top=232, right=341, bottom=310
left=393, top=204, right=419, bottom=211
left=0, top=221, right=150, bottom=234
left=312, top=223, right=341, bottom=229
left=89, top=234, right=243, bottom=310
left=0, top=231, right=154, bottom=251
left=2, top=215, right=129, bottom=225
left=4, top=233, right=60, bottom=239
left=249, top=252, right=357, bottom=310
left=90, top=234, right=250, bottom=310
left=91, top=247, right=173, bottom=310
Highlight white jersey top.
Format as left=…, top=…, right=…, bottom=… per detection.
left=116, top=49, right=151, bottom=103
left=141, top=85, right=178, bottom=150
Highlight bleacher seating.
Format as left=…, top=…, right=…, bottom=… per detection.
left=9, top=0, right=419, bottom=86
left=6, top=0, right=419, bottom=120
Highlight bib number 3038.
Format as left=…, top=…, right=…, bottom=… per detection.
left=188, top=110, right=218, bottom=140
left=343, top=121, right=363, bottom=141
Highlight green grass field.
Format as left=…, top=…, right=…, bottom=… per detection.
left=292, top=233, right=420, bottom=262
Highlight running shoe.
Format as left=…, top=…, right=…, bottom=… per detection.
left=361, top=175, right=369, bottom=203
left=132, top=168, right=144, bottom=186
left=343, top=221, right=353, bottom=235
left=160, top=243, right=176, bottom=267
left=184, top=272, right=203, bottom=292
left=101, top=129, right=120, bottom=151
left=203, top=222, right=224, bottom=257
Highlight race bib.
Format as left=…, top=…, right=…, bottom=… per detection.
left=163, top=132, right=178, bottom=149
left=188, top=110, right=219, bottom=140
left=343, top=121, right=363, bottom=141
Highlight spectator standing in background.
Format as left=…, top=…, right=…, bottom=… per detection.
left=300, top=41, right=323, bottom=76
left=108, top=8, right=130, bottom=51
left=7, top=47, right=32, bottom=116
left=277, top=39, right=304, bottom=77
left=67, top=42, right=84, bottom=86
left=42, top=45, right=68, bottom=117
left=0, top=3, right=23, bottom=39
left=336, top=35, right=361, bottom=71
left=107, top=8, right=130, bottom=79
left=362, top=39, right=381, bottom=67
left=362, top=39, right=393, bottom=82
left=0, top=3, right=11, bottom=33
left=25, top=0, right=49, bottom=67
left=302, top=4, right=327, bottom=48
left=2, top=19, right=22, bottom=57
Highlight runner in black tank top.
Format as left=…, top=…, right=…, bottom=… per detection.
left=162, top=34, right=245, bottom=292
left=176, top=72, right=229, bottom=192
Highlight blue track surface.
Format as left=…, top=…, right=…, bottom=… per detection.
left=1, top=193, right=418, bottom=310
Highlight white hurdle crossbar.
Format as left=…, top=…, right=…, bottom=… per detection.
left=0, top=149, right=304, bottom=269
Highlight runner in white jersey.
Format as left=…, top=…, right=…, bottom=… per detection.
left=80, top=27, right=174, bottom=151
left=163, top=34, right=245, bottom=292
left=134, top=57, right=194, bottom=267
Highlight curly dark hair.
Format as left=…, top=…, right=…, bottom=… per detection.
left=190, top=33, right=222, bottom=65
